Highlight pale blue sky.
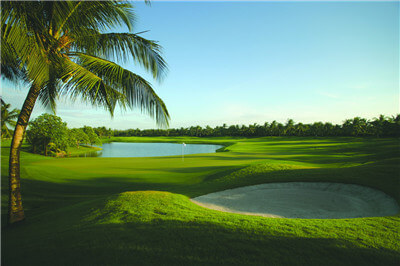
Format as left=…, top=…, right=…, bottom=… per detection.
left=1, top=1, right=398, bottom=129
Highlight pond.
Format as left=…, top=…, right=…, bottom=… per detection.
left=77, top=142, right=224, bottom=158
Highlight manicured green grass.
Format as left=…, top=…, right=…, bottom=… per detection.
left=1, top=137, right=400, bottom=265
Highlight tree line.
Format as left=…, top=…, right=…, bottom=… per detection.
left=4, top=104, right=399, bottom=156
left=26, top=113, right=112, bottom=156
left=113, top=115, right=400, bottom=138
left=4, top=102, right=399, bottom=156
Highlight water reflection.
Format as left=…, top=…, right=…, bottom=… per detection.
left=73, top=151, right=101, bottom=158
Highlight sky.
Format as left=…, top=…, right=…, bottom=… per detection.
left=1, top=0, right=398, bottom=129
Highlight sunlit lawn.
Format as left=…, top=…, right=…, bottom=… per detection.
left=1, top=137, right=399, bottom=265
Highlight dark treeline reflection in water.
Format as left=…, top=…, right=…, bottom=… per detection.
left=74, top=142, right=223, bottom=158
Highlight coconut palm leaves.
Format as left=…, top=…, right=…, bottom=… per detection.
left=1, top=1, right=51, bottom=87
left=65, top=52, right=168, bottom=124
left=73, top=32, right=167, bottom=80
left=1, top=101, right=20, bottom=139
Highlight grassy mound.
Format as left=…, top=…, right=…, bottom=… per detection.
left=85, top=191, right=195, bottom=224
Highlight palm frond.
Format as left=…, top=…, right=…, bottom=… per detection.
left=58, top=57, right=123, bottom=115
left=1, top=2, right=50, bottom=87
left=66, top=52, right=169, bottom=126
left=73, top=32, right=168, bottom=81
left=0, top=40, right=23, bottom=82
left=60, top=1, right=135, bottom=34
left=37, top=67, right=63, bottom=113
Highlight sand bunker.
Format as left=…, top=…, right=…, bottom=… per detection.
left=191, top=182, right=400, bottom=219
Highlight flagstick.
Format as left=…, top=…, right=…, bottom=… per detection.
left=182, top=143, right=185, bottom=162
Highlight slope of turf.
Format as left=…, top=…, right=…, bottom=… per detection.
left=1, top=137, right=399, bottom=265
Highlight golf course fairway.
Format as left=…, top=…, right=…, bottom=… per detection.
left=1, top=137, right=400, bottom=265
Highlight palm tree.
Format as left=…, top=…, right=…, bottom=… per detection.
left=269, top=120, right=279, bottom=136
left=311, top=122, right=324, bottom=137
left=284, top=119, right=295, bottom=136
left=1, top=100, right=20, bottom=139
left=2, top=1, right=169, bottom=224
left=371, top=115, right=388, bottom=137
left=351, top=117, right=367, bottom=136
left=294, top=122, right=307, bottom=136
left=341, top=119, right=353, bottom=136
left=323, top=122, right=334, bottom=137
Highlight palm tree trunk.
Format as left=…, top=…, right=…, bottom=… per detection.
left=8, top=84, right=40, bottom=224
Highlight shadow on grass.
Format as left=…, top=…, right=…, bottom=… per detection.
left=2, top=216, right=400, bottom=266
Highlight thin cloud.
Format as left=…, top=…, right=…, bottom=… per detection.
left=317, top=91, right=339, bottom=99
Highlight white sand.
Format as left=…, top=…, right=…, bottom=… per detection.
left=191, top=182, right=400, bottom=219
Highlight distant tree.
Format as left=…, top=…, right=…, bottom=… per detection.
left=83, top=126, right=101, bottom=146
left=352, top=117, right=368, bottom=136
left=247, top=123, right=257, bottom=136
left=106, top=128, right=114, bottom=138
left=342, top=119, right=353, bottom=136
left=94, top=126, right=113, bottom=138
left=227, top=125, right=239, bottom=136
left=284, top=119, right=295, bottom=136
left=277, top=122, right=285, bottom=136
left=295, top=123, right=308, bottom=136
left=386, top=115, right=400, bottom=137
left=310, top=122, right=324, bottom=137
left=370, top=115, right=388, bottom=137
left=26, top=114, right=69, bottom=156
left=342, top=117, right=368, bottom=136
left=254, top=123, right=265, bottom=136
left=269, top=121, right=279, bottom=136
left=1, top=101, right=20, bottom=139
left=204, top=125, right=213, bottom=137
left=69, top=128, right=90, bottom=148
left=323, top=122, right=334, bottom=137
